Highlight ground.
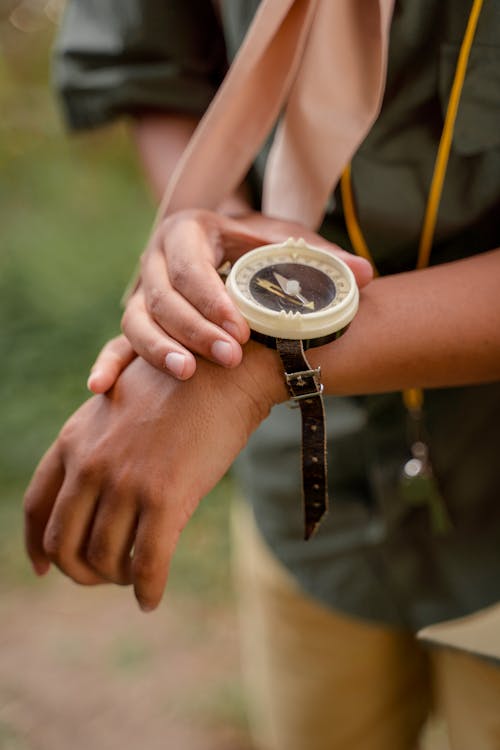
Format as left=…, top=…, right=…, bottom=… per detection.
left=0, top=572, right=253, bottom=750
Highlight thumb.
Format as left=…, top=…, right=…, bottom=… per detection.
left=87, top=335, right=137, bottom=393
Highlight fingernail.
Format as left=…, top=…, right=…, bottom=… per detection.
left=87, top=370, right=102, bottom=391
left=222, top=320, right=241, bottom=339
left=165, top=352, right=186, bottom=378
left=211, top=340, right=233, bottom=366
left=32, top=561, right=50, bottom=576
left=139, top=601, right=155, bottom=613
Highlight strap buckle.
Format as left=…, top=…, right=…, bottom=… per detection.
left=285, top=366, right=323, bottom=408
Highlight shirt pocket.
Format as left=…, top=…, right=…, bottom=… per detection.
left=439, top=43, right=500, bottom=155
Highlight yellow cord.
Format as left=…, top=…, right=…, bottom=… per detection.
left=417, top=0, right=483, bottom=269
left=339, top=163, right=378, bottom=273
left=341, top=0, right=483, bottom=272
left=340, top=0, right=483, bottom=407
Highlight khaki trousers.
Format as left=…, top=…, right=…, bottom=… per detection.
left=231, top=500, right=500, bottom=750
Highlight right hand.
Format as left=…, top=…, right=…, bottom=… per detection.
left=25, top=341, right=286, bottom=611
left=87, top=209, right=374, bottom=393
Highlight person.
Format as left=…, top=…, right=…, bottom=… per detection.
left=24, top=1, right=500, bottom=748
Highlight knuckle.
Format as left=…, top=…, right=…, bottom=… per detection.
left=120, top=305, right=132, bottom=333
left=76, top=459, right=102, bottom=484
left=182, top=324, right=202, bottom=346
left=58, top=420, right=76, bottom=448
left=148, top=341, right=168, bottom=367
left=169, top=258, right=191, bottom=290
left=199, top=293, right=224, bottom=321
left=43, top=525, right=64, bottom=561
left=103, top=470, right=128, bottom=497
left=121, top=292, right=143, bottom=326
left=86, top=538, right=110, bottom=570
left=146, top=286, right=167, bottom=318
left=139, top=489, right=164, bottom=513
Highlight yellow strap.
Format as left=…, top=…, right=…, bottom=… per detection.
left=417, top=0, right=483, bottom=269
left=339, top=163, right=378, bottom=273
left=341, top=0, right=483, bottom=273
left=340, top=0, right=483, bottom=408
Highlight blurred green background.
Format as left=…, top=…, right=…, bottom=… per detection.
left=0, top=0, right=234, bottom=599
left=1, top=6, right=248, bottom=749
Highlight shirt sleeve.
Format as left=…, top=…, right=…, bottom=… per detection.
left=53, top=0, right=227, bottom=130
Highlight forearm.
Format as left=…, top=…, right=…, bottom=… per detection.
left=131, top=113, right=198, bottom=200
left=131, top=113, right=251, bottom=214
left=305, top=248, right=500, bottom=396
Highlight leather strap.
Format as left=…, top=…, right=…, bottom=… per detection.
left=276, top=338, right=327, bottom=540
left=251, top=328, right=345, bottom=351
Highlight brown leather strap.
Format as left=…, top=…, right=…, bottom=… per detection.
left=276, top=338, right=327, bottom=540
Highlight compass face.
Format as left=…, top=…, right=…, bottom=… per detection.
left=226, top=239, right=359, bottom=340
left=249, top=262, right=336, bottom=314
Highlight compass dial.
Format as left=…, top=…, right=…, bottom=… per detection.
left=226, top=238, right=358, bottom=341
left=249, top=262, right=336, bottom=313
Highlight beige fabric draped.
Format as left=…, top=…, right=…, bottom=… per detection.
left=158, top=0, right=395, bottom=231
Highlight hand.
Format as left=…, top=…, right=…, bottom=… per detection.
left=25, top=342, right=286, bottom=611
left=87, top=209, right=373, bottom=393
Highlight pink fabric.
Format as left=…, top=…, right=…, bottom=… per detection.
left=157, top=0, right=395, bottom=231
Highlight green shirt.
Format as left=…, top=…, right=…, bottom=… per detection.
left=54, top=0, right=500, bottom=628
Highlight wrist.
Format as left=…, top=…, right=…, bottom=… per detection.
left=236, top=339, right=290, bottom=414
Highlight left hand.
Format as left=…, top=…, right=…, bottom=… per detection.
left=24, top=343, right=286, bottom=611
left=87, top=210, right=374, bottom=393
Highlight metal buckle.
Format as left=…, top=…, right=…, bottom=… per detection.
left=285, top=366, right=323, bottom=408
left=285, top=366, right=321, bottom=386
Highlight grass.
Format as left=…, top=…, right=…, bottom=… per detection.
left=0, top=15, right=234, bottom=603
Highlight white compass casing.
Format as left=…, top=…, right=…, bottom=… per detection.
left=225, top=237, right=359, bottom=340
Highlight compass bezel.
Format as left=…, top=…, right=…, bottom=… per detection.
left=226, top=238, right=359, bottom=340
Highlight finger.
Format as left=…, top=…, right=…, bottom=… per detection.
left=283, top=234, right=374, bottom=289
left=87, top=335, right=137, bottom=394
left=160, top=216, right=249, bottom=341
left=334, top=252, right=373, bottom=288
left=42, top=473, right=106, bottom=586
left=122, top=292, right=196, bottom=378
left=122, top=287, right=245, bottom=378
left=85, top=490, right=137, bottom=585
left=24, top=443, right=65, bottom=576
left=142, top=241, right=249, bottom=364
left=143, top=250, right=247, bottom=367
left=131, top=499, right=182, bottom=612
left=224, top=212, right=374, bottom=289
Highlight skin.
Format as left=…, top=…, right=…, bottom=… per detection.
left=87, top=115, right=373, bottom=390
left=24, top=342, right=285, bottom=611
left=24, top=114, right=500, bottom=612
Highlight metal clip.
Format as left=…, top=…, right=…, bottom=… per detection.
left=285, top=367, right=323, bottom=408
left=285, top=366, right=321, bottom=385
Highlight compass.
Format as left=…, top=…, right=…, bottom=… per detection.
left=226, top=238, right=360, bottom=540
left=225, top=237, right=359, bottom=345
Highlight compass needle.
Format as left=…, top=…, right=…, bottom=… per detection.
left=256, top=278, right=286, bottom=297
left=256, top=277, right=305, bottom=308
left=273, top=272, right=315, bottom=309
